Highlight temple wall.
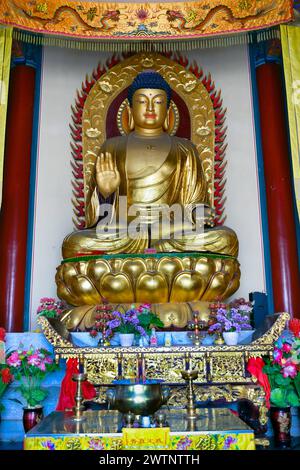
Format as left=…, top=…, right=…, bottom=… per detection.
left=28, top=45, right=265, bottom=329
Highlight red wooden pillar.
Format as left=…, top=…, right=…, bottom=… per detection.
left=256, top=62, right=300, bottom=318
left=0, top=65, right=36, bottom=331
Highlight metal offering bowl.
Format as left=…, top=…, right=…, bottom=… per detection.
left=181, top=369, right=199, bottom=381
left=106, top=383, right=170, bottom=416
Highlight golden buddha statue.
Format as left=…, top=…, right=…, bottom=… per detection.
left=62, top=71, right=238, bottom=259
left=56, top=60, right=241, bottom=329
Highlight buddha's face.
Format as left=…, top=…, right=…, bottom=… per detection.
left=131, top=88, right=168, bottom=130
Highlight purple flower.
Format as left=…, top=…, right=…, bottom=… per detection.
left=176, top=437, right=192, bottom=450
left=136, top=325, right=147, bottom=337
left=107, top=319, right=121, bottom=329
left=88, top=438, right=104, bottom=450
left=223, top=436, right=237, bottom=450
left=41, top=440, right=55, bottom=450
left=217, top=308, right=227, bottom=315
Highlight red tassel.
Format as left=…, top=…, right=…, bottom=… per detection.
left=247, top=357, right=271, bottom=408
left=56, top=358, right=96, bottom=411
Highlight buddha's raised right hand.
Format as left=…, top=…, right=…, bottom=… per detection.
left=96, top=152, right=121, bottom=198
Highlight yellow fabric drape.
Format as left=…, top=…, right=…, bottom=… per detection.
left=0, top=26, right=12, bottom=207
left=0, top=1, right=293, bottom=43
left=281, top=24, right=300, bottom=220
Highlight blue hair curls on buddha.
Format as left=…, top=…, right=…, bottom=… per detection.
left=128, top=71, right=172, bottom=107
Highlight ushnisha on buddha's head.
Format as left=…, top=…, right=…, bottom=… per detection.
left=127, top=71, right=172, bottom=134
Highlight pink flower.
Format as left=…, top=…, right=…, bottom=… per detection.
left=27, top=353, right=41, bottom=367
left=273, top=348, right=283, bottom=364
left=282, top=361, right=298, bottom=378
left=141, top=303, right=151, bottom=310
left=38, top=361, right=46, bottom=371
left=282, top=343, right=292, bottom=353
left=7, top=351, right=21, bottom=367
left=40, top=297, right=56, bottom=303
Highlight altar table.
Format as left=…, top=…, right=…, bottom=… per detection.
left=24, top=408, right=255, bottom=450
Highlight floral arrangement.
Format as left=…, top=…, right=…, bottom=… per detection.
left=36, top=297, right=66, bottom=319
left=208, top=305, right=252, bottom=334
left=7, top=345, right=57, bottom=408
left=262, top=319, right=300, bottom=407
left=89, top=300, right=114, bottom=339
left=247, top=319, right=300, bottom=408
left=229, top=297, right=253, bottom=315
left=105, top=304, right=164, bottom=339
left=0, top=328, right=14, bottom=412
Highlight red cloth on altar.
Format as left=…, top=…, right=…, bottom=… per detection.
left=247, top=357, right=271, bottom=408
left=56, top=358, right=96, bottom=411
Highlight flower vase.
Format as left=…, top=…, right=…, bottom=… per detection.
left=119, top=333, right=134, bottom=347
left=270, top=407, right=292, bottom=448
left=23, top=405, right=44, bottom=432
left=222, top=331, right=239, bottom=346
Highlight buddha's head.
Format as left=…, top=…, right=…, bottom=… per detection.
left=127, top=71, right=172, bottom=132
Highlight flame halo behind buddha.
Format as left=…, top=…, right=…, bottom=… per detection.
left=56, top=54, right=240, bottom=322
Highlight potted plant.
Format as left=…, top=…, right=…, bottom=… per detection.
left=105, top=304, right=164, bottom=347
left=208, top=306, right=252, bottom=345
left=229, top=298, right=254, bottom=343
left=247, top=319, right=300, bottom=448
left=7, top=344, right=58, bottom=431
left=36, top=297, right=66, bottom=319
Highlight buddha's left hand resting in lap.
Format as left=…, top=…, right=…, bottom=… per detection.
left=63, top=71, right=238, bottom=259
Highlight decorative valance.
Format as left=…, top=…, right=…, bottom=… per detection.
left=0, top=0, right=294, bottom=50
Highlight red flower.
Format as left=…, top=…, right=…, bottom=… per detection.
left=136, top=8, right=148, bottom=21
left=90, top=329, right=98, bottom=338
left=1, top=368, right=13, bottom=384
left=289, top=319, right=300, bottom=338
left=0, top=328, right=6, bottom=342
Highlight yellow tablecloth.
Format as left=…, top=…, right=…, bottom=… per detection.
left=24, top=409, right=255, bottom=451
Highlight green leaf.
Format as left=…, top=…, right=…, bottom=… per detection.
left=275, top=375, right=291, bottom=386
left=287, top=390, right=300, bottom=407
left=294, top=374, right=300, bottom=398
left=31, top=388, right=47, bottom=403
left=270, top=388, right=288, bottom=407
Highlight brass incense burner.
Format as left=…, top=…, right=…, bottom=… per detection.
left=106, top=382, right=170, bottom=416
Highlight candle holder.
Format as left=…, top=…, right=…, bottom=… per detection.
left=72, top=373, right=87, bottom=421
left=187, top=311, right=205, bottom=346
left=155, top=411, right=167, bottom=428
left=181, top=369, right=199, bottom=419
left=123, top=411, right=135, bottom=428
left=214, top=331, right=225, bottom=345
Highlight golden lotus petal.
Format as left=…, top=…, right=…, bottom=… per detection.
left=170, top=272, right=203, bottom=303
left=136, top=272, right=168, bottom=303
left=70, top=275, right=102, bottom=305
left=100, top=273, right=134, bottom=303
